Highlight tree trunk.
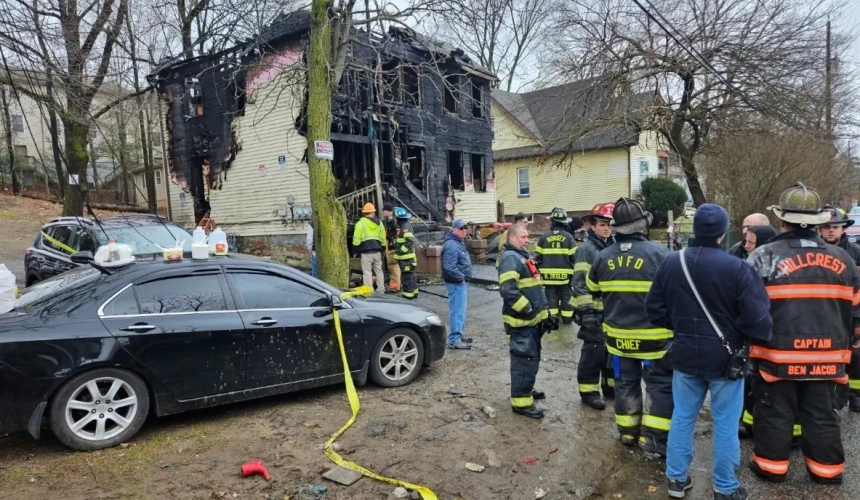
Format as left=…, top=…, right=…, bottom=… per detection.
left=90, top=139, right=101, bottom=200
left=679, top=155, right=707, bottom=207
left=61, top=112, right=89, bottom=216
left=139, top=106, right=156, bottom=212
left=45, top=72, right=66, bottom=197
left=117, top=110, right=130, bottom=205
left=307, top=0, right=349, bottom=288
left=0, top=87, right=18, bottom=193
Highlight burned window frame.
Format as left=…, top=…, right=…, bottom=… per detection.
left=470, top=154, right=488, bottom=192
left=185, top=77, right=204, bottom=117
left=471, top=79, right=484, bottom=118
left=443, top=73, right=459, bottom=114
left=405, top=145, right=425, bottom=190
left=447, top=150, right=464, bottom=191
left=380, top=60, right=421, bottom=107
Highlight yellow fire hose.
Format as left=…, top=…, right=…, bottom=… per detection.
left=326, top=285, right=438, bottom=500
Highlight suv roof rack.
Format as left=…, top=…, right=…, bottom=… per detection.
left=105, top=213, right=167, bottom=220
left=49, top=216, right=95, bottom=225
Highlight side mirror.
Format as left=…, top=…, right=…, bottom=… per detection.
left=331, top=294, right=345, bottom=309
left=71, top=251, right=94, bottom=265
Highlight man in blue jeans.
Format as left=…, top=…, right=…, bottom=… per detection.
left=646, top=204, right=772, bottom=500
left=442, top=219, right=473, bottom=349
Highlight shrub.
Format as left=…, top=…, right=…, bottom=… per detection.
left=640, top=177, right=688, bottom=227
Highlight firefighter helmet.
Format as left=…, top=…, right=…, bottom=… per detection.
left=611, top=198, right=652, bottom=228
left=550, top=207, right=569, bottom=222
left=822, top=205, right=854, bottom=227
left=393, top=207, right=411, bottom=219
left=769, top=183, right=830, bottom=226
left=583, top=202, right=615, bottom=224
left=361, top=202, right=376, bottom=214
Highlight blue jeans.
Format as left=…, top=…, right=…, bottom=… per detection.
left=445, top=282, right=467, bottom=344
left=666, top=370, right=744, bottom=495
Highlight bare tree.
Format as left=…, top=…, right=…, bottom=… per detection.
left=546, top=0, right=848, bottom=206
left=0, top=86, right=19, bottom=193
left=427, top=0, right=553, bottom=91
left=703, top=118, right=858, bottom=222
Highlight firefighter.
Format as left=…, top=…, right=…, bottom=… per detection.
left=746, top=183, right=860, bottom=485
left=586, top=198, right=672, bottom=456
left=819, top=205, right=860, bottom=412
left=382, top=203, right=401, bottom=293
left=535, top=207, right=577, bottom=324
left=393, top=207, right=418, bottom=299
left=499, top=223, right=552, bottom=419
left=572, top=202, right=617, bottom=410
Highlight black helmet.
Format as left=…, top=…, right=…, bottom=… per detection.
left=770, top=183, right=830, bottom=226
left=550, top=207, right=568, bottom=222
left=611, top=198, right=651, bottom=227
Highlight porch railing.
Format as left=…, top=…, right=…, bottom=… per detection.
left=338, top=184, right=379, bottom=219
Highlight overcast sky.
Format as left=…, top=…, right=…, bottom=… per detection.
left=836, top=1, right=860, bottom=65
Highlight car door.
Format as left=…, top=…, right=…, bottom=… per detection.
left=225, top=267, right=363, bottom=388
left=98, top=267, right=247, bottom=401
left=39, top=225, right=78, bottom=278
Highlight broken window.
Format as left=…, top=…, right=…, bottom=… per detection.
left=382, top=60, right=401, bottom=104
left=444, top=74, right=458, bottom=113
left=406, top=146, right=425, bottom=190
left=471, top=80, right=483, bottom=117
left=402, top=66, right=420, bottom=107
left=448, top=151, right=464, bottom=191
left=470, top=154, right=486, bottom=192
left=185, top=77, right=203, bottom=117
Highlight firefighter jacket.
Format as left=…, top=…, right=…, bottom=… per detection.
left=352, top=216, right=386, bottom=254
left=572, top=230, right=615, bottom=311
left=586, top=233, right=671, bottom=359
left=535, top=222, right=577, bottom=285
left=747, top=229, right=860, bottom=383
left=394, top=221, right=416, bottom=264
left=837, top=236, right=860, bottom=266
left=384, top=216, right=398, bottom=248
left=498, top=242, right=549, bottom=329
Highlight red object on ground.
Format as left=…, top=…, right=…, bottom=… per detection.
left=521, top=456, right=538, bottom=465
left=241, top=460, right=271, bottom=481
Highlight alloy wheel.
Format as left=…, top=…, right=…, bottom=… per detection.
left=64, top=377, right=139, bottom=441
left=377, top=334, right=419, bottom=382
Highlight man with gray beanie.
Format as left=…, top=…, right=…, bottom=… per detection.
left=647, top=203, right=772, bottom=499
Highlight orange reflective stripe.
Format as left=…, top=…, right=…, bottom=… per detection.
left=854, top=291, right=860, bottom=306
left=835, top=375, right=849, bottom=384
left=753, top=454, right=789, bottom=475
left=804, top=457, right=844, bottom=478
left=766, top=284, right=854, bottom=301
left=759, top=369, right=782, bottom=382
left=749, top=346, right=851, bottom=364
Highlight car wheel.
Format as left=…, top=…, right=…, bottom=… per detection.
left=369, top=328, right=424, bottom=388
left=49, top=368, right=150, bottom=451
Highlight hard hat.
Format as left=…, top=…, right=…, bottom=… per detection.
left=822, top=204, right=854, bottom=227
left=769, top=183, right=830, bottom=226
left=362, top=202, right=376, bottom=214
left=550, top=207, right=569, bottom=222
left=611, top=198, right=652, bottom=228
left=393, top=207, right=411, bottom=219
left=583, top=202, right=615, bottom=224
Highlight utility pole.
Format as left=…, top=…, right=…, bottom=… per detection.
left=825, top=20, right=832, bottom=140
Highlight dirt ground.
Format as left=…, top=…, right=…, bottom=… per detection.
left=0, top=191, right=122, bottom=285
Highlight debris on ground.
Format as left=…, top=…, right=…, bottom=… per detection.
left=240, top=460, right=271, bottom=481
left=462, top=413, right=472, bottom=422
left=521, top=456, right=538, bottom=466
left=647, top=485, right=659, bottom=493
left=482, top=405, right=496, bottom=418
left=392, top=486, right=409, bottom=498
left=545, top=448, right=558, bottom=461
left=448, top=388, right=465, bottom=396
left=535, top=488, right=548, bottom=498
left=291, top=483, right=327, bottom=500
left=322, top=466, right=363, bottom=486
left=486, top=284, right=500, bottom=291
left=465, top=462, right=486, bottom=472
left=483, top=449, right=502, bottom=468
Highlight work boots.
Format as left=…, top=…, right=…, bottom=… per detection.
left=714, top=486, right=749, bottom=500
left=512, top=406, right=545, bottom=419
left=850, top=394, right=860, bottom=413
left=581, top=394, right=606, bottom=410
left=532, top=389, right=546, bottom=400
left=638, top=436, right=667, bottom=458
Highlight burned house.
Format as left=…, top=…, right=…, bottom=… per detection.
left=149, top=10, right=497, bottom=253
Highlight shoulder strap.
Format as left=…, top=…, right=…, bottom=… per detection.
left=679, top=248, right=732, bottom=354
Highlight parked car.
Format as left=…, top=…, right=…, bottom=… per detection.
left=0, top=256, right=445, bottom=450
left=24, top=214, right=195, bottom=287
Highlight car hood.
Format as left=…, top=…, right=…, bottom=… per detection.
left=346, top=295, right=437, bottom=320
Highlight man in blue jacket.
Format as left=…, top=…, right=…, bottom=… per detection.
left=442, top=219, right=473, bottom=349
left=645, top=204, right=773, bottom=500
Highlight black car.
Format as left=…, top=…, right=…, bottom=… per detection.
left=24, top=214, right=195, bottom=286
left=0, top=256, right=446, bottom=451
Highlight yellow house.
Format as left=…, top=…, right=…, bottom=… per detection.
left=492, top=80, right=670, bottom=225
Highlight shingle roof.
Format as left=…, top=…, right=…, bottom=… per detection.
left=492, top=77, right=652, bottom=158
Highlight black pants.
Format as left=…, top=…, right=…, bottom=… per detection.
left=399, top=261, right=417, bottom=299
left=577, top=325, right=614, bottom=397
left=848, top=346, right=860, bottom=397
left=614, top=356, right=673, bottom=448
left=741, top=373, right=803, bottom=438
left=544, top=284, right=574, bottom=320
left=510, top=326, right=541, bottom=409
left=751, top=373, right=844, bottom=482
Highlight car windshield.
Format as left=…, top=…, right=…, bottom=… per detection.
left=96, top=224, right=194, bottom=254
left=14, top=266, right=102, bottom=310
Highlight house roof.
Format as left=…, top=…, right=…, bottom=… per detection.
left=492, top=77, right=652, bottom=159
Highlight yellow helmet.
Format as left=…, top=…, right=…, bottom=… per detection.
left=361, top=202, right=376, bottom=214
